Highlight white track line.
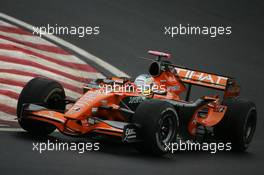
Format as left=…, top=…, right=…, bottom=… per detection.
left=0, top=124, right=9, bottom=127
left=0, top=61, right=87, bottom=86
left=0, top=128, right=24, bottom=132
left=0, top=128, right=61, bottom=132
left=0, top=38, right=90, bottom=64
left=0, top=49, right=104, bottom=78
left=0, top=73, right=81, bottom=98
left=0, top=13, right=130, bottom=77
left=0, top=94, right=17, bottom=108
left=0, top=85, right=19, bottom=95
left=0, top=83, right=22, bottom=93
left=0, top=111, right=16, bottom=121
left=0, top=20, right=17, bottom=28
left=0, top=72, right=33, bottom=82
left=0, top=30, right=57, bottom=46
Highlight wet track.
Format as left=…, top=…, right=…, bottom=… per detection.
left=1, top=0, right=264, bottom=174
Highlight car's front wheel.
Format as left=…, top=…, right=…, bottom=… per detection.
left=17, top=77, right=66, bottom=136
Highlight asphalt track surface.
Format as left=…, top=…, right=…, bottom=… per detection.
left=1, top=0, right=264, bottom=175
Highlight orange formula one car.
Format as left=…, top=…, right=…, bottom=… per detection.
left=17, top=51, right=257, bottom=155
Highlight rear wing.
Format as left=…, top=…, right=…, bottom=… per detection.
left=174, top=66, right=240, bottom=98
left=146, top=50, right=240, bottom=98
left=175, top=67, right=228, bottom=90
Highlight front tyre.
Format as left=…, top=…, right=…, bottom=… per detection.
left=133, top=99, right=179, bottom=155
left=17, top=77, right=66, bottom=136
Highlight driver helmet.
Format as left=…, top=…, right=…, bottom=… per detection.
left=134, top=74, right=154, bottom=95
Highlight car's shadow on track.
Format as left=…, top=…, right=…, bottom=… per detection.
left=10, top=131, right=257, bottom=161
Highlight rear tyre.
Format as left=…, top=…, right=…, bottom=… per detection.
left=17, top=77, right=66, bottom=136
left=132, top=99, right=179, bottom=155
left=214, top=98, right=257, bottom=151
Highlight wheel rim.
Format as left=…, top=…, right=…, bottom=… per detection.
left=160, top=115, right=174, bottom=142
left=156, top=111, right=177, bottom=150
left=47, top=92, right=64, bottom=110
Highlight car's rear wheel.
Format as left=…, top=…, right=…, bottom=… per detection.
left=132, top=99, right=179, bottom=155
left=17, top=77, right=66, bottom=136
left=214, top=98, right=257, bottom=151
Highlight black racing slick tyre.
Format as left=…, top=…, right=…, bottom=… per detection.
left=17, top=77, right=66, bottom=136
left=214, top=98, right=257, bottom=151
left=132, top=99, right=179, bottom=156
